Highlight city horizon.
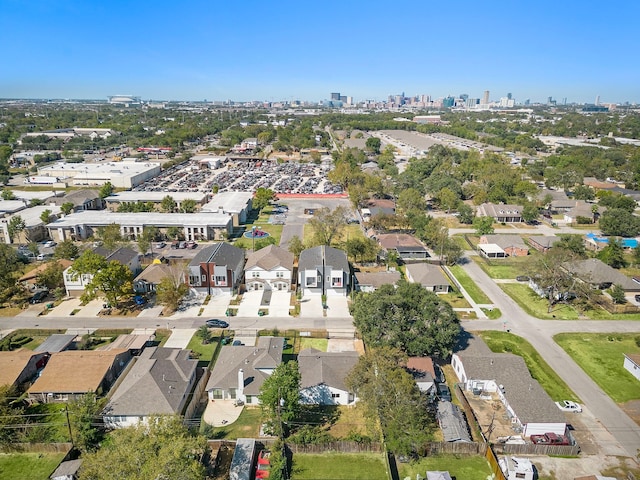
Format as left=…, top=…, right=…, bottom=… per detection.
left=2, top=0, right=639, bottom=104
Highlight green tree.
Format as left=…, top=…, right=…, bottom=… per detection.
left=307, top=206, right=348, bottom=246
left=167, top=226, right=182, bottom=240
left=521, top=203, right=540, bottom=224
left=160, top=195, right=177, bottom=213
left=95, top=223, right=124, bottom=250
left=7, top=215, right=25, bottom=243
left=181, top=199, right=197, bottom=213
left=599, top=208, right=640, bottom=237
left=597, top=239, right=627, bottom=269
left=54, top=239, right=80, bottom=260
left=344, top=236, right=379, bottom=263
left=0, top=244, right=23, bottom=303
left=436, top=187, right=459, bottom=213
left=457, top=203, right=474, bottom=224
left=28, top=242, right=40, bottom=257
left=78, top=415, right=207, bottom=480
left=137, top=226, right=158, bottom=257
left=610, top=284, right=626, bottom=304
left=473, top=216, right=494, bottom=235
left=98, top=182, right=113, bottom=199
left=70, top=250, right=133, bottom=307
left=61, top=202, right=75, bottom=215
left=0, top=385, right=22, bottom=447
left=1, top=189, right=15, bottom=200
left=259, top=361, right=301, bottom=438
left=197, top=325, right=212, bottom=344
left=365, top=136, right=381, bottom=154
left=396, top=188, right=426, bottom=216
left=253, top=188, right=277, bottom=212
left=287, top=235, right=305, bottom=259
left=254, top=236, right=277, bottom=250
left=573, top=185, right=595, bottom=201
left=554, top=235, right=586, bottom=257
left=40, top=209, right=54, bottom=224
left=67, top=393, right=106, bottom=453
left=156, top=266, right=189, bottom=313
left=352, top=281, right=460, bottom=357
left=346, top=347, right=431, bottom=455
left=36, top=261, right=65, bottom=290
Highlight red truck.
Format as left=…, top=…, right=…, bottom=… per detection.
left=530, top=432, right=570, bottom=445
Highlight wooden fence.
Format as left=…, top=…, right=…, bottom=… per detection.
left=485, top=444, right=507, bottom=480
left=494, top=442, right=580, bottom=456
left=183, top=366, right=211, bottom=424
left=0, top=442, right=72, bottom=453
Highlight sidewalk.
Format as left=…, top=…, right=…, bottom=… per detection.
left=443, top=264, right=488, bottom=319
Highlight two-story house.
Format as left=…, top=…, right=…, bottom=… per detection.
left=298, top=245, right=349, bottom=296
left=244, top=245, right=294, bottom=292
left=188, top=242, right=245, bottom=295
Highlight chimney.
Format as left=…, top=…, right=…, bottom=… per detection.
left=237, top=369, right=244, bottom=400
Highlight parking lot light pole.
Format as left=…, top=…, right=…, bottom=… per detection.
left=251, top=225, right=257, bottom=251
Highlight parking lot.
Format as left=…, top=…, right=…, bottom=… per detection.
left=131, top=158, right=343, bottom=195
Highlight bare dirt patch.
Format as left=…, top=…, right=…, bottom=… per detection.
left=621, top=399, right=640, bottom=426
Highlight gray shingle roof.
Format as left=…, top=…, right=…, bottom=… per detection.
left=104, top=347, right=197, bottom=417
left=481, top=235, right=528, bottom=251
left=189, top=242, right=245, bottom=269
left=206, top=337, right=284, bottom=396
left=354, top=271, right=401, bottom=289
left=298, top=348, right=359, bottom=391
left=245, top=245, right=293, bottom=272
left=34, top=334, right=76, bottom=353
left=564, top=258, right=639, bottom=290
left=437, top=401, right=472, bottom=442
left=405, top=263, right=449, bottom=287
left=299, top=246, right=348, bottom=272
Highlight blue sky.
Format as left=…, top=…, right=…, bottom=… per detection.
left=1, top=0, right=639, bottom=103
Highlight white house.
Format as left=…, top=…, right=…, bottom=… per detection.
left=244, top=245, right=294, bottom=292
left=623, top=353, right=640, bottom=382
left=298, top=245, right=349, bottom=296
left=298, top=349, right=359, bottom=406
left=451, top=335, right=566, bottom=437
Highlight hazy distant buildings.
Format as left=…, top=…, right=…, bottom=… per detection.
left=108, top=95, right=141, bottom=106
left=330, top=92, right=341, bottom=101
left=482, top=90, right=490, bottom=105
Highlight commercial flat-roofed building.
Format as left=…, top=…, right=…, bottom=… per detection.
left=0, top=204, right=62, bottom=244
left=201, top=191, right=253, bottom=226
left=47, top=210, right=232, bottom=242
left=37, top=160, right=161, bottom=189
left=104, top=191, right=209, bottom=211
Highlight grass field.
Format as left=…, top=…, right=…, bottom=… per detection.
left=448, top=264, right=491, bottom=304
left=482, top=307, right=503, bottom=319
left=554, top=333, right=640, bottom=403
left=299, top=338, right=328, bottom=351
left=398, top=454, right=492, bottom=480
left=207, top=406, right=263, bottom=439
left=499, top=283, right=579, bottom=320
left=291, top=453, right=387, bottom=480
left=439, top=292, right=472, bottom=309
left=186, top=333, right=219, bottom=366
left=0, top=452, right=66, bottom=480
left=326, top=404, right=376, bottom=439
left=478, top=331, right=579, bottom=402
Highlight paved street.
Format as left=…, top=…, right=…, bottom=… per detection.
left=459, top=256, right=640, bottom=458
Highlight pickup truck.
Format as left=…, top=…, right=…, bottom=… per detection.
left=530, top=432, right=570, bottom=445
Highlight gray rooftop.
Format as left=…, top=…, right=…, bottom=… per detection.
left=201, top=191, right=253, bottom=213
left=354, top=271, right=401, bottom=289
left=298, top=245, right=349, bottom=272
left=46, top=210, right=232, bottom=228
left=189, top=242, right=245, bottom=269
left=437, top=401, right=472, bottom=442
left=298, top=348, right=359, bottom=391
left=405, top=263, right=450, bottom=287
left=245, top=244, right=293, bottom=272
left=104, top=347, right=197, bottom=417
left=564, top=258, right=639, bottom=291
left=481, top=235, right=528, bottom=251
left=206, top=337, right=284, bottom=396
left=105, top=191, right=208, bottom=203
left=34, top=334, right=76, bottom=353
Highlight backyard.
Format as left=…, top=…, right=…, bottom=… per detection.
left=397, top=454, right=493, bottom=480
left=478, top=331, right=579, bottom=402
left=290, top=452, right=387, bottom=480
left=0, top=452, right=66, bottom=480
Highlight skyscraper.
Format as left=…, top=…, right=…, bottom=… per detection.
left=482, top=90, right=490, bottom=105
left=330, top=92, right=341, bottom=101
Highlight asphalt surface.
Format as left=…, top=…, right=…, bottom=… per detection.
left=459, top=256, right=640, bottom=458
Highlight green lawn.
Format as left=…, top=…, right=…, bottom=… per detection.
left=398, top=455, right=492, bottom=480
left=233, top=222, right=284, bottom=249
left=186, top=333, right=219, bottom=366
left=554, top=333, right=640, bottom=403
left=448, top=265, right=491, bottom=304
left=482, top=307, right=502, bottom=319
left=291, top=453, right=387, bottom=480
left=299, top=338, right=328, bottom=351
left=439, top=292, right=472, bottom=309
left=23, top=403, right=71, bottom=443
left=474, top=256, right=534, bottom=280
left=499, top=283, right=579, bottom=320
left=205, top=406, right=263, bottom=439
left=478, top=331, right=579, bottom=402
left=0, top=452, right=66, bottom=480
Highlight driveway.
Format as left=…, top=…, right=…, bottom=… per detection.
left=199, top=293, right=232, bottom=318
left=459, top=256, right=640, bottom=457
left=236, top=290, right=262, bottom=317
left=299, top=295, right=324, bottom=318
left=325, top=296, right=351, bottom=318
left=164, top=328, right=196, bottom=349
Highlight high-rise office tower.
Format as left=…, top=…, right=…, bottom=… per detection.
left=595, top=95, right=600, bottom=105
left=331, top=92, right=341, bottom=101
left=482, top=90, right=490, bottom=105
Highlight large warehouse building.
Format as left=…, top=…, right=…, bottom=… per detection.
left=37, top=160, right=161, bottom=189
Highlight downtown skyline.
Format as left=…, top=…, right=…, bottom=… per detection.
left=1, top=0, right=639, bottom=104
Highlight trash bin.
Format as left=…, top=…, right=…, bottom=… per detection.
left=258, top=311, right=264, bottom=316
left=46, top=303, right=54, bottom=309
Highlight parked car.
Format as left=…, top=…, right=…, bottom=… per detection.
left=42, top=240, right=56, bottom=248
left=516, top=275, right=530, bottom=282
left=530, top=432, right=570, bottom=445
left=156, top=242, right=166, bottom=249
left=186, top=241, right=197, bottom=249
left=206, top=319, right=229, bottom=328
left=437, top=383, right=452, bottom=402
left=555, top=400, right=582, bottom=413
left=134, top=295, right=147, bottom=306
left=29, top=290, right=48, bottom=304
left=635, top=294, right=640, bottom=303
left=171, top=241, right=180, bottom=249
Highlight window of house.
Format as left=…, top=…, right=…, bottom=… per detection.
left=331, top=393, right=340, bottom=398
left=215, top=275, right=227, bottom=285
left=276, top=271, right=284, bottom=278
left=201, top=275, right=206, bottom=281
left=252, top=272, right=260, bottom=278
left=306, top=276, right=316, bottom=286
left=332, top=277, right=342, bottom=287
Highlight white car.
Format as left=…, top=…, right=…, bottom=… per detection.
left=42, top=240, right=56, bottom=248
left=555, top=400, right=582, bottom=413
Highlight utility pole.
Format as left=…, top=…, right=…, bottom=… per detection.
left=64, top=405, right=74, bottom=447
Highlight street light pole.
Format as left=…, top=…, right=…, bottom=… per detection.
left=252, top=225, right=257, bottom=251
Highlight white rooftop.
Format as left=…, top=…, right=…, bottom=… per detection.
left=105, top=191, right=208, bottom=203
left=10, top=190, right=59, bottom=201
left=39, top=160, right=160, bottom=179
left=0, top=200, right=27, bottom=214
left=8, top=205, right=62, bottom=227
left=201, top=191, right=253, bottom=213
left=47, top=210, right=232, bottom=228
left=478, top=243, right=505, bottom=254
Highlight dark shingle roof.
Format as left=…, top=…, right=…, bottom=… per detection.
left=189, top=242, right=245, bottom=269
left=298, top=348, right=359, bottom=391
left=299, top=246, right=348, bottom=272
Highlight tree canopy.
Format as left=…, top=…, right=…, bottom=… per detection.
left=259, top=361, right=301, bottom=437
left=352, top=281, right=460, bottom=357
left=78, top=415, right=207, bottom=480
